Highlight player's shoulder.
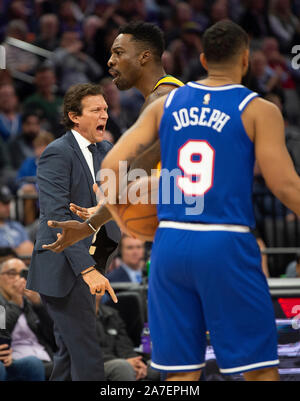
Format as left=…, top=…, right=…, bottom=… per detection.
left=244, top=96, right=283, bottom=119
left=142, top=92, right=169, bottom=113
left=147, top=85, right=176, bottom=105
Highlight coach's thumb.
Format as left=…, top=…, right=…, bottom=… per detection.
left=48, top=220, right=61, bottom=228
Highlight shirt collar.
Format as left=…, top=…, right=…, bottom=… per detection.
left=122, top=264, right=142, bottom=283
left=71, top=129, right=92, bottom=150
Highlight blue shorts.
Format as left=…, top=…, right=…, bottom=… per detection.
left=148, top=223, right=279, bottom=375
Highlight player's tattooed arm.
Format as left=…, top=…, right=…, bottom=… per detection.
left=141, top=84, right=177, bottom=112
left=101, top=96, right=166, bottom=205
left=130, top=85, right=176, bottom=173
left=129, top=140, right=160, bottom=175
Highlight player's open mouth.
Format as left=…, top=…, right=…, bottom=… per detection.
left=109, top=69, right=120, bottom=83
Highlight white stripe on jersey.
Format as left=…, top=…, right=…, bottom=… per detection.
left=159, top=221, right=250, bottom=232
left=187, top=82, right=244, bottom=90
left=238, top=92, right=258, bottom=111
left=165, top=88, right=178, bottom=108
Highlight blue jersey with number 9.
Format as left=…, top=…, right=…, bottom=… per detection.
left=157, top=82, right=259, bottom=227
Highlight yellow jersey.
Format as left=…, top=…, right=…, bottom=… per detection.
left=152, top=75, right=184, bottom=174
left=151, top=75, right=184, bottom=93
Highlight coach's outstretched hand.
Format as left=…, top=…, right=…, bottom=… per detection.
left=42, top=220, right=94, bottom=253
left=69, top=203, right=99, bottom=220
left=69, top=183, right=103, bottom=220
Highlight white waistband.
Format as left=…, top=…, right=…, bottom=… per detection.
left=159, top=221, right=250, bottom=233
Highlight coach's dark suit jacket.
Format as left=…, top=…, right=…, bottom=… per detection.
left=27, top=130, right=120, bottom=297
left=106, top=265, right=132, bottom=283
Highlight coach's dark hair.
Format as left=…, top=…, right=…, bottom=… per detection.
left=63, top=83, right=104, bottom=129
left=203, top=20, right=249, bottom=63
left=118, top=21, right=165, bottom=60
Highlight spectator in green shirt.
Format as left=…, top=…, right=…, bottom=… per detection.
left=22, top=66, right=63, bottom=136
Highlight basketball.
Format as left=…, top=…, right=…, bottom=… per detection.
left=114, top=175, right=159, bottom=242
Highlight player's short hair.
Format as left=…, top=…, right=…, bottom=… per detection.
left=63, top=83, right=104, bottom=129
left=203, top=20, right=249, bottom=63
left=118, top=21, right=165, bottom=60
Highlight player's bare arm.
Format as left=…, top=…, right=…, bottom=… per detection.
left=130, top=85, right=178, bottom=173
left=101, top=96, right=165, bottom=223
left=245, top=97, right=300, bottom=215
left=140, top=84, right=179, bottom=113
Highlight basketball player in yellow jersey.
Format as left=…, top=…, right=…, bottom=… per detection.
left=43, top=22, right=184, bottom=253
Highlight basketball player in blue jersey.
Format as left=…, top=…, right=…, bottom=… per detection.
left=96, top=20, right=300, bottom=381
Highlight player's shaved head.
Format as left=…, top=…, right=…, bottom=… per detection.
left=203, top=20, right=249, bottom=64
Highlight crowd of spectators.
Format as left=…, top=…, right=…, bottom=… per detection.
left=1, top=0, right=300, bottom=380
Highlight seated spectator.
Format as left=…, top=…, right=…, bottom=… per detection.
left=165, top=1, right=194, bottom=44
left=4, top=19, right=39, bottom=75
left=106, top=234, right=146, bottom=284
left=33, top=13, right=60, bottom=51
left=17, top=131, right=55, bottom=185
left=187, top=0, right=210, bottom=31
left=95, top=295, right=160, bottom=381
left=51, top=31, right=103, bottom=94
left=262, top=36, right=300, bottom=124
left=265, top=92, right=300, bottom=175
left=16, top=131, right=54, bottom=226
left=114, top=0, right=146, bottom=23
left=239, top=0, right=271, bottom=41
left=82, top=15, right=103, bottom=58
left=9, top=111, right=41, bottom=171
left=168, top=21, right=203, bottom=79
left=249, top=50, right=282, bottom=95
left=6, top=0, right=37, bottom=34
left=209, top=0, right=230, bottom=25
left=58, top=0, right=83, bottom=34
left=268, top=0, right=300, bottom=53
left=0, top=83, right=22, bottom=142
left=0, top=136, right=13, bottom=177
left=92, top=21, right=120, bottom=74
left=22, top=65, right=64, bottom=135
left=0, top=346, right=45, bottom=381
left=0, top=258, right=55, bottom=380
left=285, top=254, right=300, bottom=278
left=0, top=185, right=34, bottom=257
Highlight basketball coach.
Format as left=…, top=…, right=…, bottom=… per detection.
left=27, top=83, right=120, bottom=381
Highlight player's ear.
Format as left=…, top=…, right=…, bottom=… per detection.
left=140, top=50, right=151, bottom=66
left=200, top=53, right=208, bottom=71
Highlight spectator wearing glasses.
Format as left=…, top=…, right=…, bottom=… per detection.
left=0, top=258, right=55, bottom=380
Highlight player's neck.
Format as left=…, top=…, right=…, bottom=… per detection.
left=135, top=66, right=166, bottom=98
left=200, top=70, right=242, bottom=86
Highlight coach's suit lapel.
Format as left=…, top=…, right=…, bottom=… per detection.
left=65, top=131, right=97, bottom=205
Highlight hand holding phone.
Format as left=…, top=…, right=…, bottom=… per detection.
left=0, top=341, right=12, bottom=367
left=0, top=337, right=11, bottom=348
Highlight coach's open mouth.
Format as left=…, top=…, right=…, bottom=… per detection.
left=97, top=124, right=105, bottom=132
